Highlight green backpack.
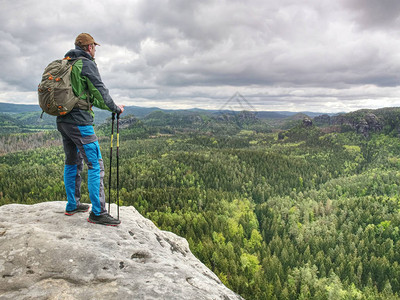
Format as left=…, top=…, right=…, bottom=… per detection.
left=38, top=57, right=88, bottom=116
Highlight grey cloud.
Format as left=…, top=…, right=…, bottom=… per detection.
left=342, top=0, right=400, bottom=29
left=1, top=0, right=400, bottom=112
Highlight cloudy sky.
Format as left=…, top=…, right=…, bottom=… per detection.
left=1, top=0, right=400, bottom=113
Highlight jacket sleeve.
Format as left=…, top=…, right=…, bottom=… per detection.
left=81, top=59, right=121, bottom=114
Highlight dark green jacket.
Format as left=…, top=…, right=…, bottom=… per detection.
left=56, top=46, right=121, bottom=125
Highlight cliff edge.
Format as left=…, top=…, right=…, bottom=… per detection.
left=0, top=202, right=243, bottom=300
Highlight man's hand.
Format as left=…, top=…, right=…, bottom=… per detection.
left=118, top=105, right=125, bottom=114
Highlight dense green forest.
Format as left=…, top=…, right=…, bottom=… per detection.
left=1, top=107, right=400, bottom=299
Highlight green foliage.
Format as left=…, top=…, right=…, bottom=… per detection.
left=2, top=108, right=400, bottom=299
left=0, top=112, right=57, bottom=133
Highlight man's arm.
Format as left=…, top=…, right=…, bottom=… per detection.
left=81, top=59, right=122, bottom=114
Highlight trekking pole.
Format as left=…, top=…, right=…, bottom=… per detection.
left=116, top=113, right=120, bottom=220
left=108, top=113, right=116, bottom=213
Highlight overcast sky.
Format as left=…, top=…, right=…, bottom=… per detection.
left=1, top=0, right=400, bottom=113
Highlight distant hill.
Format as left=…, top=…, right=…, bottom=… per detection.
left=0, top=103, right=42, bottom=113
left=0, top=103, right=160, bottom=119
left=2, top=102, right=400, bottom=137
left=0, top=102, right=332, bottom=120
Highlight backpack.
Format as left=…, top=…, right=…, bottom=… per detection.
left=38, top=57, right=88, bottom=116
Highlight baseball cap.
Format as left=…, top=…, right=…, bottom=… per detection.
left=75, top=33, right=100, bottom=47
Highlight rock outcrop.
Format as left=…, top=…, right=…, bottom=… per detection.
left=0, top=202, right=243, bottom=300
left=313, top=114, right=331, bottom=126
left=302, top=117, right=313, bottom=127
left=313, top=112, right=383, bottom=137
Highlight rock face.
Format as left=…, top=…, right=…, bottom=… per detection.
left=313, top=114, right=331, bottom=125
left=313, top=112, right=383, bottom=137
left=0, top=202, right=243, bottom=300
left=357, top=113, right=383, bottom=137
left=302, top=117, right=313, bottom=127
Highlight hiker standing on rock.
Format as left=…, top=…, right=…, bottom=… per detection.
left=57, top=33, right=124, bottom=226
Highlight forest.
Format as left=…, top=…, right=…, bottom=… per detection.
left=1, top=107, right=400, bottom=299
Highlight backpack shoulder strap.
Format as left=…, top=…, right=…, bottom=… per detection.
left=65, top=56, right=92, bottom=110
left=64, top=56, right=89, bottom=64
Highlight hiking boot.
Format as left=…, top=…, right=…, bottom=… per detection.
left=87, top=211, right=121, bottom=226
left=65, top=204, right=90, bottom=216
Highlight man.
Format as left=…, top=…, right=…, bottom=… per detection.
left=57, top=33, right=124, bottom=226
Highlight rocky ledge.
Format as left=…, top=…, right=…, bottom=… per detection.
left=0, top=202, right=243, bottom=300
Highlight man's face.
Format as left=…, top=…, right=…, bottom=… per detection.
left=88, top=44, right=96, bottom=58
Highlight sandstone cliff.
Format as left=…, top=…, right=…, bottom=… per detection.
left=313, top=108, right=400, bottom=137
left=0, top=202, right=243, bottom=300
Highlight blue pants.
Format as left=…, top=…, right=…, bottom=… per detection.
left=57, top=122, right=106, bottom=216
